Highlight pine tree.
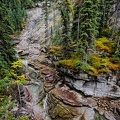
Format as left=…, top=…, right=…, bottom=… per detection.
left=59, top=0, right=71, bottom=58
left=79, top=0, right=100, bottom=53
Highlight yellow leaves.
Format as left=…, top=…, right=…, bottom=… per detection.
left=89, top=66, right=109, bottom=76
left=11, top=60, right=23, bottom=69
left=17, top=74, right=25, bottom=80
left=10, top=70, right=17, bottom=78
left=11, top=74, right=26, bottom=85
left=109, top=63, right=120, bottom=70
left=10, top=70, right=25, bottom=81
left=101, top=57, right=110, bottom=67
left=16, top=80, right=21, bottom=83
left=10, top=60, right=26, bottom=84
left=103, top=28, right=109, bottom=32
left=98, top=68, right=109, bottom=74
left=89, top=66, right=98, bottom=76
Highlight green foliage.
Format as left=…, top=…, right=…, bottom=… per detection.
left=101, top=27, right=114, bottom=37
left=0, top=60, right=26, bottom=119
left=59, top=0, right=72, bottom=58
left=48, top=0, right=119, bottom=78
left=75, top=61, right=90, bottom=71
left=21, top=0, right=35, bottom=9
left=0, top=0, right=27, bottom=34
left=0, top=97, right=16, bottom=120
left=0, top=97, right=29, bottom=120
left=18, top=116, right=29, bottom=120
left=79, top=0, right=100, bottom=51
left=0, top=54, right=12, bottom=93
left=57, top=59, right=80, bottom=71
left=95, top=37, right=115, bottom=53
left=98, top=0, right=115, bottom=36
left=0, top=0, right=36, bottom=118
left=0, top=0, right=29, bottom=93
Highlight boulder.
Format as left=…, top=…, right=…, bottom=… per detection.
left=47, top=94, right=79, bottom=120
left=50, top=84, right=97, bottom=107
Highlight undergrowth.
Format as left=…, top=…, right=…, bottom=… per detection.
left=51, top=37, right=120, bottom=76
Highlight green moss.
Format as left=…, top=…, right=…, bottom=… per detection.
left=88, top=53, right=120, bottom=76
left=49, top=46, right=62, bottom=53
left=50, top=35, right=120, bottom=76
left=57, top=59, right=80, bottom=71
left=102, top=27, right=113, bottom=37
left=95, top=37, right=115, bottom=53
left=88, top=54, right=110, bottom=76
left=18, top=116, right=29, bottom=120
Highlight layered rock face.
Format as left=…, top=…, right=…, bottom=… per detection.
left=57, top=67, right=120, bottom=98
left=40, top=60, right=120, bottom=120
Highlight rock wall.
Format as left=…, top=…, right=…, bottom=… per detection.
left=40, top=60, right=120, bottom=120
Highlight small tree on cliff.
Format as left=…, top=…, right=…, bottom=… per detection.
left=79, top=0, right=100, bottom=53
left=59, top=0, right=71, bottom=58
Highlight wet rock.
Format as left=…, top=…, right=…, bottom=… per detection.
left=19, top=40, right=29, bottom=47
left=36, top=54, right=52, bottom=65
left=77, top=107, right=88, bottom=120
left=104, top=111, right=116, bottom=120
left=12, top=40, right=20, bottom=45
left=53, top=103, right=78, bottom=119
left=116, top=107, right=120, bottom=115
left=26, top=66, right=38, bottom=80
left=83, top=108, right=95, bottom=120
left=47, top=93, right=97, bottom=120
left=74, top=73, right=89, bottom=81
left=83, top=81, right=96, bottom=96
left=117, top=80, right=120, bottom=86
left=15, top=46, right=28, bottom=52
left=29, top=48, right=40, bottom=55
left=86, top=98, right=97, bottom=108
left=47, top=95, right=79, bottom=119
left=15, top=49, right=23, bottom=54
left=40, top=65, right=59, bottom=92
left=51, top=85, right=89, bottom=106
left=40, top=47, right=48, bottom=53
left=41, top=66, right=55, bottom=75
left=21, top=50, right=29, bottom=56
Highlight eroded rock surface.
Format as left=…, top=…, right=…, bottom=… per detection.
left=40, top=58, right=120, bottom=120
